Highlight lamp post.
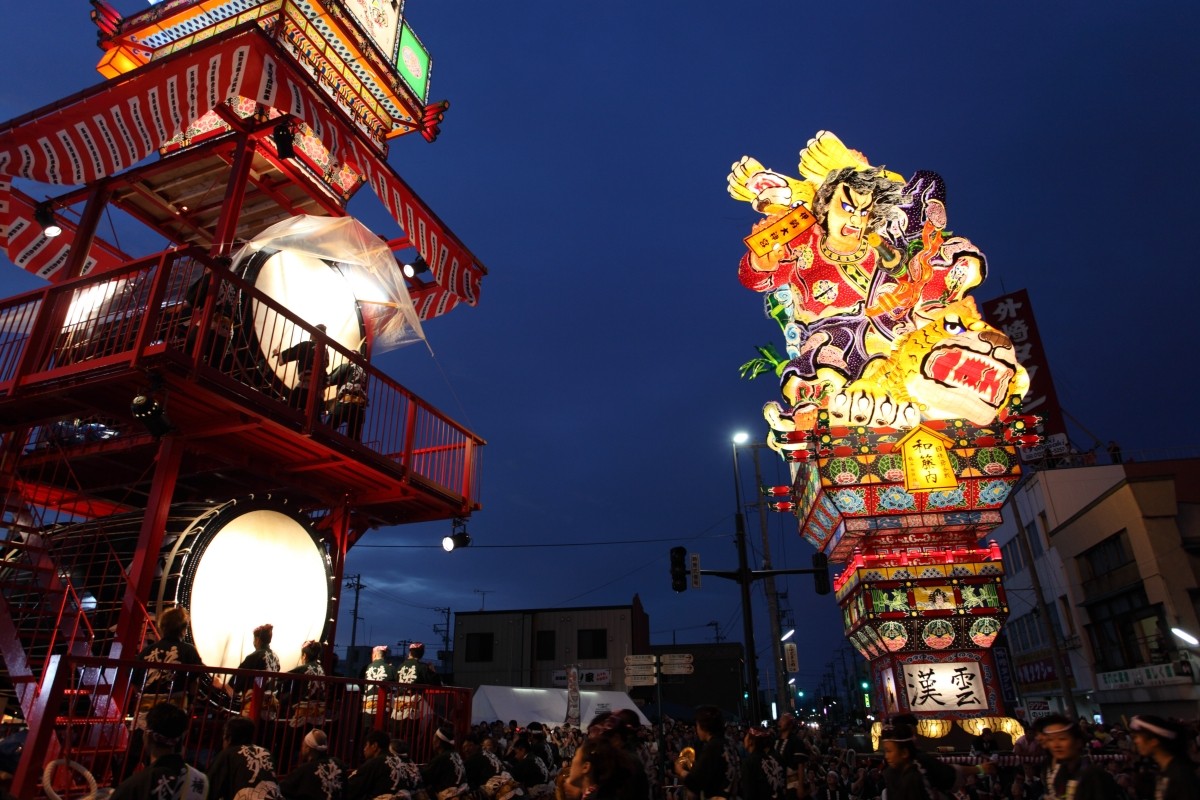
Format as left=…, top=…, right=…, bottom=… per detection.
left=732, top=431, right=762, bottom=723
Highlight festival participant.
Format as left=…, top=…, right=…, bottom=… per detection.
left=207, top=715, right=283, bottom=800
left=346, top=731, right=419, bottom=800
left=111, top=702, right=207, bottom=800
left=278, top=728, right=347, bottom=800
left=509, top=737, right=551, bottom=798
left=326, top=357, right=368, bottom=440
left=566, top=738, right=637, bottom=800
left=228, top=623, right=282, bottom=720
left=526, top=723, right=559, bottom=778
left=742, top=728, right=785, bottom=800
left=397, top=642, right=442, bottom=685
left=122, top=607, right=206, bottom=780
left=284, top=640, right=327, bottom=729
left=1129, top=714, right=1199, bottom=800
left=423, top=726, right=468, bottom=800
left=586, top=712, right=650, bottom=800
left=464, top=734, right=522, bottom=798
left=362, top=644, right=396, bottom=716
left=272, top=324, right=329, bottom=413
left=674, top=706, right=738, bottom=800
left=773, top=714, right=808, bottom=800
left=1036, top=714, right=1121, bottom=800
left=879, top=722, right=936, bottom=800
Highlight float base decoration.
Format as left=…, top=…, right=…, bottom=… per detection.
left=790, top=415, right=1021, bottom=562
left=836, top=543, right=1010, bottom=719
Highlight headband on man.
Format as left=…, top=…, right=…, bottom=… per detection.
left=1130, top=716, right=1177, bottom=740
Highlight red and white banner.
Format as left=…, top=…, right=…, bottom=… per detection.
left=0, top=27, right=481, bottom=319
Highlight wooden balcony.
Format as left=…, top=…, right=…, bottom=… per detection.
left=0, top=248, right=483, bottom=531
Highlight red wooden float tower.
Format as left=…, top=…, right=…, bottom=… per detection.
left=0, top=2, right=485, bottom=795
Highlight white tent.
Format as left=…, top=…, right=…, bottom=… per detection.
left=471, top=685, right=651, bottom=728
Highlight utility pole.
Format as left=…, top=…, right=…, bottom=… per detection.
left=751, top=443, right=788, bottom=719
left=433, top=606, right=452, bottom=674
left=1010, top=476, right=1079, bottom=720
left=344, top=574, right=365, bottom=649
left=707, top=620, right=724, bottom=643
left=473, top=589, right=492, bottom=610
left=731, top=443, right=761, bottom=723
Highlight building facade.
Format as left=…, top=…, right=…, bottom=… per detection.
left=990, top=460, right=1200, bottom=722
left=452, top=596, right=651, bottom=691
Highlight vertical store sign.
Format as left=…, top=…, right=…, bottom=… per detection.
left=981, top=289, right=1067, bottom=443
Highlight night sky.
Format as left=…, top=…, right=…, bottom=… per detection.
left=3, top=1, right=1198, bottom=705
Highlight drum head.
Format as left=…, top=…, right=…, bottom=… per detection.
left=180, top=506, right=331, bottom=669
left=246, top=249, right=366, bottom=388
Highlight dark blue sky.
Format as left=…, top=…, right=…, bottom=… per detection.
left=3, top=1, right=1199, bottom=701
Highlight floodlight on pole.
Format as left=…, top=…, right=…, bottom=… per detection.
left=1171, top=627, right=1199, bottom=646
left=34, top=202, right=62, bottom=238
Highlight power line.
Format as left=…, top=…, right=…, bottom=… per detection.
left=354, top=533, right=731, bottom=549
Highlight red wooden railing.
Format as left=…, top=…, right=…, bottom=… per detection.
left=0, top=247, right=483, bottom=507
left=24, top=654, right=470, bottom=798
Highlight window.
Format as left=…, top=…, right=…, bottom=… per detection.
left=1001, top=540, right=1025, bottom=574
left=577, top=629, right=608, bottom=659
left=1025, top=520, right=1043, bottom=558
left=464, top=632, right=494, bottom=663
left=1084, top=587, right=1166, bottom=672
left=535, top=630, right=556, bottom=661
left=1078, top=531, right=1138, bottom=598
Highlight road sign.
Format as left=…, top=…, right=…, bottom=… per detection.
left=624, top=654, right=657, bottom=666
left=690, top=553, right=701, bottom=589
left=625, top=675, right=657, bottom=687
left=660, top=653, right=693, bottom=664
left=624, top=664, right=656, bottom=676
left=661, top=663, right=694, bottom=675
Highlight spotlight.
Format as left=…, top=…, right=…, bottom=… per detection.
left=272, top=120, right=296, bottom=159
left=131, top=394, right=172, bottom=437
left=442, top=516, right=470, bottom=551
left=34, top=202, right=62, bottom=238
left=402, top=256, right=430, bottom=279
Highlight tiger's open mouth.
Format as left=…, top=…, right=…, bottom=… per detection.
left=923, top=346, right=1014, bottom=407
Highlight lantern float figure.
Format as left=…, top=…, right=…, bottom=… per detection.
left=729, top=132, right=1039, bottom=737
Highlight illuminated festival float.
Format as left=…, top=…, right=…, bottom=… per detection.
left=729, top=132, right=1038, bottom=742
left=0, top=2, right=484, bottom=795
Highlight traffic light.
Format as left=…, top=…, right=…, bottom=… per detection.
left=670, top=546, right=688, bottom=592
left=812, top=552, right=830, bottom=595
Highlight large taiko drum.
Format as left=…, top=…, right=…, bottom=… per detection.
left=235, top=248, right=367, bottom=397
left=41, top=498, right=332, bottom=670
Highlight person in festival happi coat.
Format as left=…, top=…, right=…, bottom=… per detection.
left=111, top=702, right=208, bottom=800
left=224, top=623, right=282, bottom=720
left=742, top=727, right=786, bottom=800
left=508, top=736, right=552, bottom=798
left=361, top=644, right=396, bottom=715
left=207, top=715, right=283, bottom=800
left=464, top=734, right=524, bottom=800
left=773, top=714, right=808, bottom=800
left=278, top=728, right=347, bottom=800
left=122, top=607, right=207, bottom=780
left=1129, top=714, right=1199, bottom=800
left=346, top=731, right=421, bottom=800
left=675, top=706, right=738, bottom=800
left=424, top=725, right=469, bottom=800
left=397, top=642, right=442, bottom=685
left=1036, top=714, right=1122, bottom=800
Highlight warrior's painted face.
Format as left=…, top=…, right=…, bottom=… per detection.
left=825, top=184, right=874, bottom=255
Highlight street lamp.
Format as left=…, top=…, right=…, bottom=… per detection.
left=732, top=431, right=761, bottom=723
left=781, top=629, right=795, bottom=642
left=1171, top=627, right=1199, bottom=646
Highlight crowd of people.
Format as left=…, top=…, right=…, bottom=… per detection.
left=105, top=702, right=1200, bottom=800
